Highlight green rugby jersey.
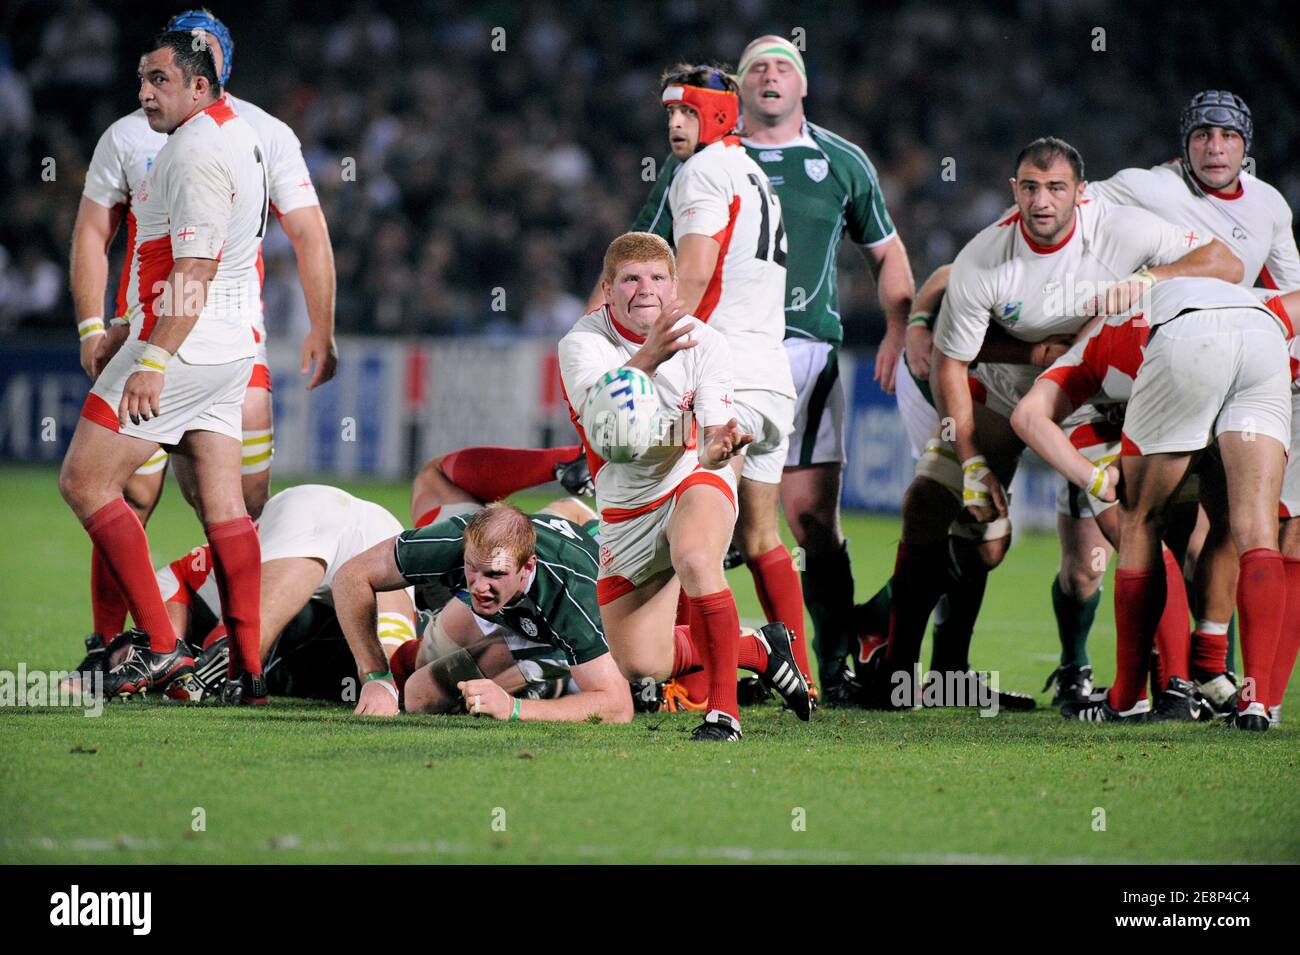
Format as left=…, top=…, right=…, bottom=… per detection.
left=631, top=121, right=897, bottom=345
left=393, top=513, right=607, bottom=666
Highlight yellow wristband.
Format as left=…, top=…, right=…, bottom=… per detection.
left=77, top=317, right=105, bottom=341
left=136, top=343, right=171, bottom=374
left=1088, top=464, right=1109, bottom=498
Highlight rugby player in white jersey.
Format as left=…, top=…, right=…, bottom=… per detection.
left=59, top=31, right=271, bottom=703
left=68, top=8, right=336, bottom=681
left=1013, top=280, right=1297, bottom=729
left=606, top=67, right=812, bottom=700
left=1083, top=91, right=1300, bottom=706
left=560, top=233, right=811, bottom=740
left=860, top=137, right=1243, bottom=707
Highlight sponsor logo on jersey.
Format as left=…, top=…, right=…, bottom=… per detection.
left=520, top=617, right=538, bottom=637
left=999, top=300, right=1023, bottom=324
left=804, top=158, right=829, bottom=182
left=758, top=150, right=783, bottom=162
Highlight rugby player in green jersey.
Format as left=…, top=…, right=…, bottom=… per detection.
left=610, top=36, right=916, bottom=697
left=333, top=503, right=634, bottom=722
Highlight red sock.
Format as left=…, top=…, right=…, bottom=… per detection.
left=201, top=623, right=228, bottom=652
left=1237, top=548, right=1285, bottom=711
left=671, top=624, right=710, bottom=703
left=440, top=445, right=581, bottom=502
left=90, top=544, right=129, bottom=638
left=737, top=633, right=769, bottom=673
left=1269, top=558, right=1300, bottom=708
left=885, top=539, right=948, bottom=669
left=1109, top=567, right=1163, bottom=712
left=82, top=499, right=175, bottom=652
left=675, top=588, right=691, bottom=626
left=1154, top=547, right=1191, bottom=685
left=390, top=637, right=423, bottom=696
left=1191, top=628, right=1229, bottom=673
left=747, top=545, right=810, bottom=678
left=206, top=517, right=262, bottom=676
left=691, top=590, right=741, bottom=720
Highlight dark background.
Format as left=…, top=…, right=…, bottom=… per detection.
left=1, top=0, right=1296, bottom=346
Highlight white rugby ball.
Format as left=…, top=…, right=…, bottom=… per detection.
left=583, top=367, right=660, bottom=463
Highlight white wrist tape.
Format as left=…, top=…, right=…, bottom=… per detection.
left=961, top=455, right=992, bottom=507
left=1087, top=464, right=1110, bottom=498
left=371, top=679, right=399, bottom=702
left=78, top=317, right=105, bottom=341
left=135, top=343, right=171, bottom=373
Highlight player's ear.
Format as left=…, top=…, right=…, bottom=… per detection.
left=1076, top=179, right=1088, bottom=202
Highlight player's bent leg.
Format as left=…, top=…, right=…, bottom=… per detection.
left=411, top=454, right=482, bottom=527
left=257, top=557, right=328, bottom=663
left=539, top=496, right=597, bottom=526
left=240, top=384, right=273, bottom=520
left=1047, top=513, right=1112, bottom=703
left=599, top=569, right=679, bottom=683
left=59, top=417, right=160, bottom=521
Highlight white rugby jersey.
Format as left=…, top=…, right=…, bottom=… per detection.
left=1088, top=161, right=1300, bottom=292
left=124, top=97, right=268, bottom=362
left=669, top=136, right=795, bottom=398
left=558, top=304, right=736, bottom=516
left=82, top=92, right=318, bottom=325
left=933, top=198, right=1210, bottom=400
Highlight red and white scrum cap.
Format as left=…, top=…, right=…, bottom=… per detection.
left=661, top=71, right=739, bottom=148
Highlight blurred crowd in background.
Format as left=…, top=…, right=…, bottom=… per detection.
left=2, top=0, right=1297, bottom=346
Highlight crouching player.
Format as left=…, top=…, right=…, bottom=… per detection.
left=560, top=233, right=811, bottom=741
left=333, top=502, right=633, bottom=723
left=141, top=484, right=418, bottom=701
left=1015, top=278, right=1296, bottom=729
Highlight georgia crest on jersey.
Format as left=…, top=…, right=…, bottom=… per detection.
left=125, top=98, right=267, bottom=363
left=667, top=136, right=795, bottom=399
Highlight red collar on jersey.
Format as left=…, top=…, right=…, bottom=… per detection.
left=1190, top=169, right=1245, bottom=200
left=606, top=306, right=647, bottom=345
left=662, top=84, right=740, bottom=148
left=174, top=95, right=238, bottom=131
left=1018, top=213, right=1077, bottom=255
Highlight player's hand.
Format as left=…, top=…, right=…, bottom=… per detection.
left=699, top=417, right=754, bottom=469
left=1085, top=277, right=1152, bottom=317
left=875, top=325, right=905, bottom=395
left=354, top=678, right=400, bottom=716
left=904, top=324, right=933, bottom=381
left=300, top=329, right=338, bottom=390
left=961, top=454, right=1008, bottom=522
left=458, top=679, right=513, bottom=720
left=1087, top=462, right=1121, bottom=504
left=79, top=336, right=102, bottom=378
left=86, top=324, right=129, bottom=380
left=118, top=370, right=164, bottom=427
left=1030, top=334, right=1073, bottom=368
left=635, top=300, right=697, bottom=370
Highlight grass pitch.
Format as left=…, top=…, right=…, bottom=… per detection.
left=1, top=464, right=1296, bottom=864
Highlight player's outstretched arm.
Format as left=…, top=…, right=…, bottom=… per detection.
left=458, top=653, right=633, bottom=724
left=1010, top=381, right=1117, bottom=503
left=904, top=263, right=950, bottom=381
left=69, top=197, right=123, bottom=377
left=867, top=235, right=916, bottom=394
left=332, top=538, right=411, bottom=716
left=279, top=205, right=338, bottom=389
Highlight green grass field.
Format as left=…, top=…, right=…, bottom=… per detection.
left=1, top=463, right=1296, bottom=864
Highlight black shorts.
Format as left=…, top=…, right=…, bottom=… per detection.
left=263, top=600, right=357, bottom=702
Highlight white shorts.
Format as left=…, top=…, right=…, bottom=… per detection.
left=128, top=337, right=273, bottom=476
left=733, top=387, right=794, bottom=484
left=894, top=359, right=939, bottom=460
left=83, top=340, right=251, bottom=446
left=595, top=469, right=737, bottom=605
left=784, top=339, right=846, bottom=467
left=1054, top=409, right=1123, bottom=518
left=1124, top=309, right=1291, bottom=457
left=256, top=484, right=411, bottom=605
left=1282, top=391, right=1300, bottom=519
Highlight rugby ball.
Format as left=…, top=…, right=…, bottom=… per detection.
left=583, top=367, right=660, bottom=463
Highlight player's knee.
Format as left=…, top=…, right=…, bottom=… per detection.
left=674, top=547, right=726, bottom=596
left=1058, top=563, right=1103, bottom=600
left=412, top=456, right=446, bottom=495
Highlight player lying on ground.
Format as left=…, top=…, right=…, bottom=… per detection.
left=560, top=232, right=811, bottom=740
left=593, top=66, right=814, bottom=699
left=857, top=136, right=1243, bottom=710
left=1012, top=280, right=1298, bottom=729
left=410, top=443, right=592, bottom=529
left=59, top=31, right=274, bottom=704
left=333, top=502, right=635, bottom=722
left=70, top=8, right=337, bottom=680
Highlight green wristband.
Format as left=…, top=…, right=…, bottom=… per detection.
left=510, top=697, right=521, bottom=721
left=908, top=312, right=933, bottom=329
left=365, top=671, right=394, bottom=682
